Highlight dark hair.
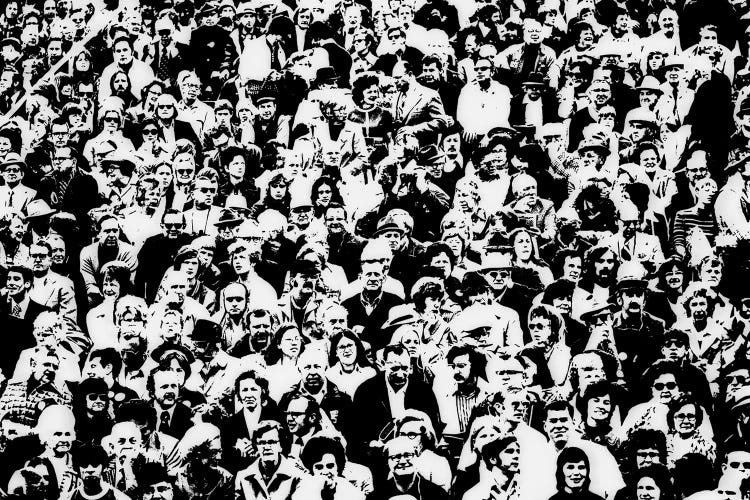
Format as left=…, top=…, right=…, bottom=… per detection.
left=311, top=175, right=343, bottom=209
left=88, top=348, right=122, bottom=378
left=628, top=429, right=667, bottom=463
left=480, top=435, right=518, bottom=469
left=556, top=447, right=590, bottom=491
left=328, top=329, right=371, bottom=368
left=6, top=264, right=33, bottom=282
left=73, top=443, right=110, bottom=468
left=666, top=395, right=703, bottom=431
left=300, top=436, right=346, bottom=474
left=252, top=420, right=292, bottom=454
left=528, top=305, right=563, bottom=344
left=422, top=241, right=456, bottom=271
left=351, top=73, right=380, bottom=106
left=100, top=263, right=132, bottom=297
left=544, top=400, right=574, bottom=421
left=643, top=360, right=682, bottom=390
left=576, top=380, right=615, bottom=424
left=541, top=278, right=576, bottom=304
left=116, top=399, right=157, bottom=427
left=629, top=465, right=674, bottom=500
left=411, top=280, right=445, bottom=314
left=159, top=351, right=192, bottom=378
left=673, top=454, right=716, bottom=498
left=264, top=324, right=304, bottom=365
left=234, top=370, right=269, bottom=401
left=446, top=344, right=487, bottom=381
left=552, top=249, right=583, bottom=280
left=382, top=344, right=410, bottom=362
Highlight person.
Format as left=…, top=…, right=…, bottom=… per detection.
left=463, top=435, right=520, bottom=500
left=71, top=443, right=130, bottom=500
left=293, top=435, right=365, bottom=500
left=378, top=436, right=449, bottom=500
left=548, top=447, right=605, bottom=500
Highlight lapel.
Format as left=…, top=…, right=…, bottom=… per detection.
left=399, top=87, right=425, bottom=122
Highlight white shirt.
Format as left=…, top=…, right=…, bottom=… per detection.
left=457, top=80, right=512, bottom=135
left=386, top=380, right=407, bottom=419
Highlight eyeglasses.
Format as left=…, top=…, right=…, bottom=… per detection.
left=196, top=187, right=217, bottom=194
left=400, top=431, right=422, bottom=439
left=663, top=340, right=685, bottom=348
left=291, top=206, right=313, bottom=213
left=257, top=439, right=279, bottom=447
left=163, top=223, right=183, bottom=229
left=528, top=323, right=547, bottom=330
left=729, top=461, right=750, bottom=469
left=143, top=128, right=158, bottom=135
left=388, top=453, right=414, bottom=461
left=727, top=375, right=749, bottom=386
left=653, top=381, right=677, bottom=391
left=103, top=117, right=119, bottom=123
left=30, top=253, right=50, bottom=259
left=674, top=412, right=696, bottom=421
left=486, top=270, right=510, bottom=278
left=86, top=393, right=107, bottom=401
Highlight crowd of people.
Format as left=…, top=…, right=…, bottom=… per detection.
left=3, top=0, right=750, bottom=498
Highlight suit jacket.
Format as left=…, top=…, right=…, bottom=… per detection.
left=79, top=242, right=139, bottom=296
left=0, top=184, right=36, bottom=213
left=0, top=295, right=47, bottom=377
left=508, top=92, right=560, bottom=127
left=342, top=291, right=405, bottom=352
left=145, top=40, right=189, bottom=87
left=156, top=401, right=194, bottom=440
left=29, top=271, right=77, bottom=322
left=393, top=83, right=452, bottom=142
left=350, top=374, right=440, bottom=463
left=221, top=403, right=281, bottom=472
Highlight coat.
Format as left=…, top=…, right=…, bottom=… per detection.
left=79, top=242, right=139, bottom=296
left=29, top=271, right=77, bottom=322
left=392, top=83, right=452, bottom=142
left=342, top=291, right=405, bottom=352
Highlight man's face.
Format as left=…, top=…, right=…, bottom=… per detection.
left=291, top=270, right=319, bottom=298
left=449, top=354, right=472, bottom=385
left=474, top=60, right=492, bottom=83
left=153, top=371, right=180, bottom=408
left=0, top=137, right=11, bottom=157
left=258, top=102, right=276, bottom=121
left=493, top=358, right=525, bottom=391
left=662, top=339, right=688, bottom=361
left=161, top=214, right=185, bottom=239
left=652, top=373, right=680, bottom=404
left=323, top=310, right=347, bottom=338
left=113, top=41, right=133, bottom=65
left=192, top=340, right=218, bottom=362
left=361, top=262, right=385, bottom=292
left=593, top=251, right=616, bottom=282
left=112, top=426, right=142, bottom=458
left=379, top=229, right=404, bottom=252
left=30, top=244, right=52, bottom=273
left=193, top=179, right=217, bottom=207
left=143, top=482, right=175, bottom=500
left=324, top=208, right=346, bottom=234
left=485, top=267, right=511, bottom=291
left=636, top=447, right=662, bottom=468
left=285, top=398, right=310, bottom=435
left=685, top=157, right=709, bottom=183
left=224, top=285, right=246, bottom=316
left=385, top=352, right=412, bottom=388
left=79, top=463, right=103, bottom=486
left=256, top=428, right=282, bottom=463
left=543, top=408, right=573, bottom=444
left=639, top=90, right=659, bottom=109
left=5, top=270, right=29, bottom=297
left=33, top=354, right=59, bottom=384
left=291, top=205, right=313, bottom=227
left=232, top=248, right=252, bottom=275
left=83, top=358, right=110, bottom=380
left=620, top=288, right=646, bottom=315
left=524, top=22, right=542, bottom=44
left=574, top=354, right=606, bottom=389
left=98, top=219, right=119, bottom=247
left=52, top=146, right=75, bottom=173
left=700, top=263, right=722, bottom=287
left=300, top=355, right=325, bottom=389
left=421, top=63, right=440, bottom=83
left=724, top=451, right=750, bottom=479
left=588, top=84, right=611, bottom=106
left=180, top=257, right=200, bottom=279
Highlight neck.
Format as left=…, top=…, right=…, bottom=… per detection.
left=82, top=481, right=104, bottom=496
left=693, top=317, right=708, bottom=330
left=362, top=288, right=382, bottom=301
left=456, top=379, right=478, bottom=396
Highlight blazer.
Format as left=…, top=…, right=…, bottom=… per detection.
left=155, top=401, right=194, bottom=440
left=220, top=402, right=282, bottom=472
left=393, top=83, right=452, bottom=140
left=349, top=374, right=440, bottom=463
left=29, top=271, right=77, bottom=323
left=341, top=291, right=405, bottom=352
left=79, top=241, right=139, bottom=296
left=0, top=184, right=36, bottom=213
left=0, top=296, right=47, bottom=378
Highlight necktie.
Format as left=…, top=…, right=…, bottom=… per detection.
left=10, top=299, right=21, bottom=318
left=7, top=189, right=12, bottom=208
left=157, top=43, right=170, bottom=82
left=117, top=472, right=127, bottom=491
left=159, top=411, right=170, bottom=433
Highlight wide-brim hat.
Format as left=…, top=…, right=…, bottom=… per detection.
left=315, top=66, right=339, bottom=85
left=150, top=342, right=196, bottom=365
left=579, top=302, right=615, bottom=324
left=25, top=199, right=57, bottom=219
left=615, top=278, right=648, bottom=292
left=0, top=153, right=26, bottom=170
left=522, top=72, right=546, bottom=87
left=189, top=319, right=222, bottom=343
left=382, top=304, right=420, bottom=330
left=577, top=139, right=609, bottom=156
left=1, top=37, right=21, bottom=51
left=215, top=208, right=244, bottom=228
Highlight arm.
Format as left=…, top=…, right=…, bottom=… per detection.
left=79, top=248, right=101, bottom=297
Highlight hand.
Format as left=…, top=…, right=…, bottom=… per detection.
left=414, top=168, right=429, bottom=193
left=236, top=438, right=255, bottom=457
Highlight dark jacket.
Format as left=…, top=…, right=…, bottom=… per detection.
left=220, top=402, right=282, bottom=472
left=342, top=291, right=405, bottom=352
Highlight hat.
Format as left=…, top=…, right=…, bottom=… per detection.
left=101, top=156, right=136, bottom=176
left=289, top=192, right=313, bottom=210
left=197, top=1, right=219, bottom=17
left=374, top=218, right=405, bottom=237
left=215, top=208, right=244, bottom=228
left=731, top=386, right=750, bottom=412
left=1, top=37, right=21, bottom=51
left=315, top=66, right=339, bottom=85
left=577, top=138, right=609, bottom=156
left=290, top=259, right=320, bottom=277
left=481, top=252, right=513, bottom=271
left=254, top=89, right=277, bottom=106
left=77, top=378, right=109, bottom=396
left=626, top=107, right=657, bottom=126
left=24, top=199, right=57, bottom=219
left=236, top=2, right=258, bottom=15
left=460, top=271, right=492, bottom=296
left=663, top=55, right=685, bottom=69
left=579, top=302, right=614, bottom=323
left=449, top=304, right=496, bottom=334
left=381, top=304, right=420, bottom=330
left=0, top=153, right=26, bottom=171
left=189, top=319, right=222, bottom=343
left=636, top=76, right=663, bottom=94
left=522, top=72, right=546, bottom=87
left=416, top=145, right=444, bottom=166
left=150, top=342, right=196, bottom=364
left=615, top=278, right=647, bottom=292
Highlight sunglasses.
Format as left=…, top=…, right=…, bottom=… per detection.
left=163, top=222, right=183, bottom=229
left=486, top=270, right=510, bottom=278
left=663, top=340, right=685, bottom=348
left=103, top=117, right=119, bottom=123
left=727, top=375, right=749, bottom=386
left=528, top=323, right=547, bottom=330
left=143, top=128, right=158, bottom=135
left=86, top=393, right=107, bottom=401
left=653, top=381, right=677, bottom=391
left=729, top=461, right=750, bottom=469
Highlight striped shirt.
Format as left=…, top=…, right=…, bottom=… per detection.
left=455, top=390, right=480, bottom=433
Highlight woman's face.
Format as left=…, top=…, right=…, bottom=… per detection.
left=103, top=113, right=119, bottom=132
left=563, top=461, right=588, bottom=490
left=587, top=394, right=612, bottom=422
left=397, top=327, right=420, bottom=358
left=336, top=336, right=357, bottom=365
left=648, top=52, right=665, bottom=71
left=431, top=252, right=452, bottom=278
left=173, top=154, right=195, bottom=185
left=72, top=50, right=89, bottom=71
left=167, top=359, right=186, bottom=385
left=499, top=441, right=520, bottom=473
left=563, top=256, right=582, bottom=282
left=228, top=156, right=246, bottom=180
left=238, top=378, right=263, bottom=411
left=317, top=183, right=333, bottom=206
left=9, top=216, right=26, bottom=241
left=652, top=373, right=680, bottom=404
left=455, top=187, right=476, bottom=212
left=280, top=329, right=302, bottom=358
left=162, top=315, right=182, bottom=342
left=102, top=276, right=121, bottom=299
left=312, top=453, right=338, bottom=482
left=673, top=403, right=698, bottom=436
left=636, top=477, right=660, bottom=500
left=664, top=268, right=683, bottom=290
left=529, top=316, right=553, bottom=349
left=444, top=236, right=462, bottom=259
left=269, top=182, right=286, bottom=200
left=362, top=84, right=380, bottom=106
left=513, top=232, right=533, bottom=262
